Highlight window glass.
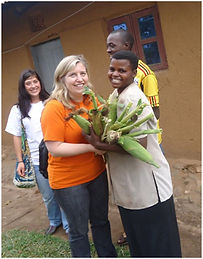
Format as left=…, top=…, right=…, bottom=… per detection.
left=113, top=23, right=127, bottom=31
left=143, top=42, right=160, bottom=64
left=138, top=15, right=156, bottom=40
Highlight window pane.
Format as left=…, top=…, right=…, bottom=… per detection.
left=113, top=23, right=127, bottom=31
left=143, top=42, right=160, bottom=64
left=138, top=15, right=156, bottom=40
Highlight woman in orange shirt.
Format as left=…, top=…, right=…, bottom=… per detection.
left=41, top=55, right=116, bottom=258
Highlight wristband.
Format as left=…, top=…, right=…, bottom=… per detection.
left=18, top=161, right=23, bottom=163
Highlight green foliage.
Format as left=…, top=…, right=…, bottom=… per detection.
left=2, top=229, right=130, bottom=258
left=2, top=229, right=71, bottom=258
left=116, top=245, right=130, bottom=257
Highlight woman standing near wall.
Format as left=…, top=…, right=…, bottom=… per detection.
left=5, top=69, right=69, bottom=236
left=40, top=55, right=117, bottom=257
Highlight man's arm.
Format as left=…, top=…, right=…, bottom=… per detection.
left=142, top=74, right=160, bottom=120
left=83, top=127, right=147, bottom=152
left=152, top=106, right=160, bottom=120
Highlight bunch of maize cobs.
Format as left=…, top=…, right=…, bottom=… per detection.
left=71, top=86, right=162, bottom=168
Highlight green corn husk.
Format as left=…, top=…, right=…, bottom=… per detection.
left=107, top=98, right=118, bottom=127
left=89, top=109, right=104, bottom=136
left=72, top=114, right=91, bottom=135
left=106, top=130, right=121, bottom=144
left=118, top=135, right=159, bottom=168
left=120, top=102, right=148, bottom=125
left=117, top=113, right=154, bottom=135
left=101, top=97, right=118, bottom=141
left=101, top=117, right=111, bottom=141
left=135, top=98, right=144, bottom=115
left=132, top=113, right=154, bottom=128
left=109, top=121, right=126, bottom=131
left=97, top=94, right=106, bottom=104
left=100, top=112, right=108, bottom=131
left=127, top=128, right=162, bottom=138
left=110, top=102, right=148, bottom=131
left=83, top=86, right=98, bottom=110
left=83, top=87, right=106, bottom=136
left=116, top=102, right=133, bottom=122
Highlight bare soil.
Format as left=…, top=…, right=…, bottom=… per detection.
left=2, top=145, right=201, bottom=257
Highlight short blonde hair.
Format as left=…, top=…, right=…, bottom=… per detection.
left=48, top=55, right=92, bottom=109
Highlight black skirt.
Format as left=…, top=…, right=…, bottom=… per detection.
left=118, top=195, right=182, bottom=257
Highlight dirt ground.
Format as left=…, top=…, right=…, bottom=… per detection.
left=2, top=145, right=201, bottom=258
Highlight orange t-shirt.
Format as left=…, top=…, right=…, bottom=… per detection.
left=41, top=98, right=106, bottom=189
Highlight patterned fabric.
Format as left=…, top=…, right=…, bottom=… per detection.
left=135, top=60, right=162, bottom=144
left=13, top=120, right=36, bottom=188
left=148, top=95, right=159, bottom=107
left=134, top=60, right=159, bottom=105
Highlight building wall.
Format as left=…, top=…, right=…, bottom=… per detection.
left=2, top=1, right=201, bottom=160
left=156, top=2, right=201, bottom=159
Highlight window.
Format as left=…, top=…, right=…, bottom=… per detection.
left=107, top=5, right=168, bottom=71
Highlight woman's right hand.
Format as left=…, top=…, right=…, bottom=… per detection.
left=13, top=136, right=26, bottom=176
left=17, top=162, right=25, bottom=177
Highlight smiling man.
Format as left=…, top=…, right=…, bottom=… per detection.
left=106, top=28, right=164, bottom=246
left=86, top=50, right=181, bottom=257
left=107, top=29, right=160, bottom=120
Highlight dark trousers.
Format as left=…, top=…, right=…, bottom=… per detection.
left=119, top=195, right=182, bottom=257
left=54, top=171, right=117, bottom=258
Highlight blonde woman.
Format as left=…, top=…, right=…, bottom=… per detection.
left=41, top=55, right=117, bottom=257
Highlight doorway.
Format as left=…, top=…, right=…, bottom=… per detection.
left=31, top=38, right=64, bottom=93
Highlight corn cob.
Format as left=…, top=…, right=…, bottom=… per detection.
left=72, top=114, right=91, bottom=135
left=104, top=126, right=162, bottom=143
left=132, top=113, right=154, bottom=127
left=119, top=102, right=148, bottom=125
left=106, top=130, right=121, bottom=144
left=107, top=97, right=118, bottom=126
left=118, top=135, right=159, bottom=168
left=101, top=96, right=118, bottom=141
left=83, top=86, right=98, bottom=109
left=89, top=109, right=104, bottom=136
left=109, top=121, right=125, bottom=131
left=117, top=113, right=154, bottom=135
left=110, top=102, right=148, bottom=131
left=135, top=98, right=143, bottom=115
left=101, top=118, right=111, bottom=141
left=116, top=102, right=133, bottom=122
left=97, top=94, right=106, bottom=104
left=83, top=87, right=106, bottom=136
left=127, top=128, right=162, bottom=137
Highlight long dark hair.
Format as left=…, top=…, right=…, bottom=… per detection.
left=18, top=69, right=50, bottom=118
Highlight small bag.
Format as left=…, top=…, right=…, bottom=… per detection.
left=39, top=139, right=48, bottom=179
left=13, top=119, right=36, bottom=188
